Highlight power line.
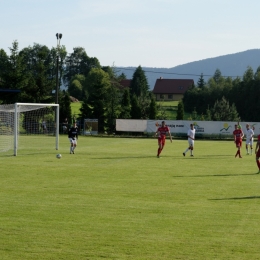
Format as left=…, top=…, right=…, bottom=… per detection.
left=116, top=67, right=243, bottom=79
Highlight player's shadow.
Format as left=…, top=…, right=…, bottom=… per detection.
left=92, top=156, right=155, bottom=159
left=209, top=196, right=260, bottom=200
left=173, top=173, right=258, bottom=177
left=182, top=155, right=237, bottom=159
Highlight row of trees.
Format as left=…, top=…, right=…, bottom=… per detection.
left=182, top=67, right=260, bottom=122
left=0, top=41, right=157, bottom=133
left=1, top=41, right=260, bottom=132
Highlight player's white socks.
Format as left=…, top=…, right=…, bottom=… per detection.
left=184, top=148, right=189, bottom=154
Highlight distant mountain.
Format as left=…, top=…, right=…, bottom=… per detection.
left=116, top=49, right=260, bottom=90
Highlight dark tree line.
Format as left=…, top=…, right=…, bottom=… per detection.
left=0, top=41, right=158, bottom=133
left=182, top=67, right=260, bottom=122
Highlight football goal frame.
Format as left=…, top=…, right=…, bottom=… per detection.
left=0, top=103, right=59, bottom=156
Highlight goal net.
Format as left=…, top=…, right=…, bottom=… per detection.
left=0, top=103, right=59, bottom=156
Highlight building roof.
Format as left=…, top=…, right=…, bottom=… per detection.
left=119, top=79, right=132, bottom=89
left=152, top=78, right=194, bottom=94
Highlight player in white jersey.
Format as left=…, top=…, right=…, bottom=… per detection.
left=183, top=124, right=196, bottom=157
left=245, top=124, right=254, bottom=155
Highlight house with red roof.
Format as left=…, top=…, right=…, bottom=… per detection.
left=152, top=78, right=194, bottom=101
left=118, top=79, right=132, bottom=90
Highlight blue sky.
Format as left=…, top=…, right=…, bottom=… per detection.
left=1, top=0, right=260, bottom=68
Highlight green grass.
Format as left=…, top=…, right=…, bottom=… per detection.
left=70, top=100, right=185, bottom=120
left=157, top=101, right=190, bottom=120
left=70, top=102, right=81, bottom=118
left=1, top=136, right=260, bottom=259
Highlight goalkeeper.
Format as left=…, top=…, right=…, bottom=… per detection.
left=68, top=122, right=79, bottom=154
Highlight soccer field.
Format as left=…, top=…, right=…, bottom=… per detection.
left=1, top=136, right=260, bottom=259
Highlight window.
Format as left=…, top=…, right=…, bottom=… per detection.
left=160, top=94, right=164, bottom=99
left=178, top=86, right=183, bottom=90
left=168, top=94, right=173, bottom=99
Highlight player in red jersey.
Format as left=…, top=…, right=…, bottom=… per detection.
left=255, top=135, right=260, bottom=174
left=233, top=124, right=244, bottom=158
left=154, top=121, right=172, bottom=158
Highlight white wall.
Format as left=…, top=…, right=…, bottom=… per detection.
left=116, top=119, right=260, bottom=136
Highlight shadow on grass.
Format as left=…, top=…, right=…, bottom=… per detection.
left=91, top=156, right=158, bottom=159
left=181, top=155, right=238, bottom=159
left=173, top=173, right=258, bottom=177
left=209, top=196, right=260, bottom=200
left=0, top=154, right=15, bottom=157
left=92, top=154, right=237, bottom=160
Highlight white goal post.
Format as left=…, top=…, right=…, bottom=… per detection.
left=0, top=103, right=59, bottom=156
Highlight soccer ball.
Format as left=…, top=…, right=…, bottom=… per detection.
left=56, top=154, right=62, bottom=159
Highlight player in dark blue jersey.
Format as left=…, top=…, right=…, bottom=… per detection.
left=68, top=122, right=79, bottom=154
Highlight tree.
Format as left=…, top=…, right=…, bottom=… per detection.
left=120, top=88, right=131, bottom=119
left=64, top=47, right=101, bottom=86
left=149, top=94, right=157, bottom=119
left=176, top=100, right=184, bottom=120
left=130, top=94, right=142, bottom=119
left=197, top=73, right=206, bottom=89
left=192, top=107, right=198, bottom=120
left=80, top=68, right=111, bottom=132
left=3, top=41, right=28, bottom=103
left=59, top=91, right=72, bottom=125
left=205, top=105, right=211, bottom=121
left=130, top=66, right=149, bottom=97
left=106, top=82, right=120, bottom=133
left=156, top=101, right=168, bottom=120
left=118, top=72, right=127, bottom=80
left=19, top=43, right=56, bottom=102
left=0, top=49, right=9, bottom=81
left=0, top=49, right=10, bottom=103
left=211, top=96, right=240, bottom=121
left=68, top=74, right=86, bottom=100
left=243, top=66, right=254, bottom=84
left=254, top=66, right=260, bottom=81
left=213, top=69, right=223, bottom=85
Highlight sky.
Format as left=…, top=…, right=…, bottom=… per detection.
left=1, top=0, right=260, bottom=68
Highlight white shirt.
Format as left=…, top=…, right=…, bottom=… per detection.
left=246, top=128, right=254, bottom=139
left=188, top=128, right=195, bottom=140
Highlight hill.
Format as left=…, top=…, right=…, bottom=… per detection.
left=116, top=49, right=260, bottom=90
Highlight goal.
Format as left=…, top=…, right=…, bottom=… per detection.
left=0, top=103, right=59, bottom=156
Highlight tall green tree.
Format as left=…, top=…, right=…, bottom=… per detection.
left=149, top=94, right=157, bottom=119
left=59, top=91, right=72, bottom=125
left=130, top=94, right=142, bottom=119
left=176, top=100, right=184, bottom=120
left=211, top=96, right=240, bottom=121
left=119, top=88, right=131, bottom=119
left=130, top=66, right=149, bottom=97
left=129, top=66, right=151, bottom=118
left=118, top=72, right=127, bottom=80
left=3, top=41, right=28, bottom=103
left=243, top=66, right=254, bottom=84
left=106, top=82, right=120, bottom=133
left=213, top=69, right=223, bottom=85
left=80, top=68, right=111, bottom=132
left=197, top=73, right=206, bottom=89
left=19, top=43, right=56, bottom=102
left=0, top=49, right=11, bottom=103
left=64, top=47, right=101, bottom=87
left=68, top=74, right=86, bottom=100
